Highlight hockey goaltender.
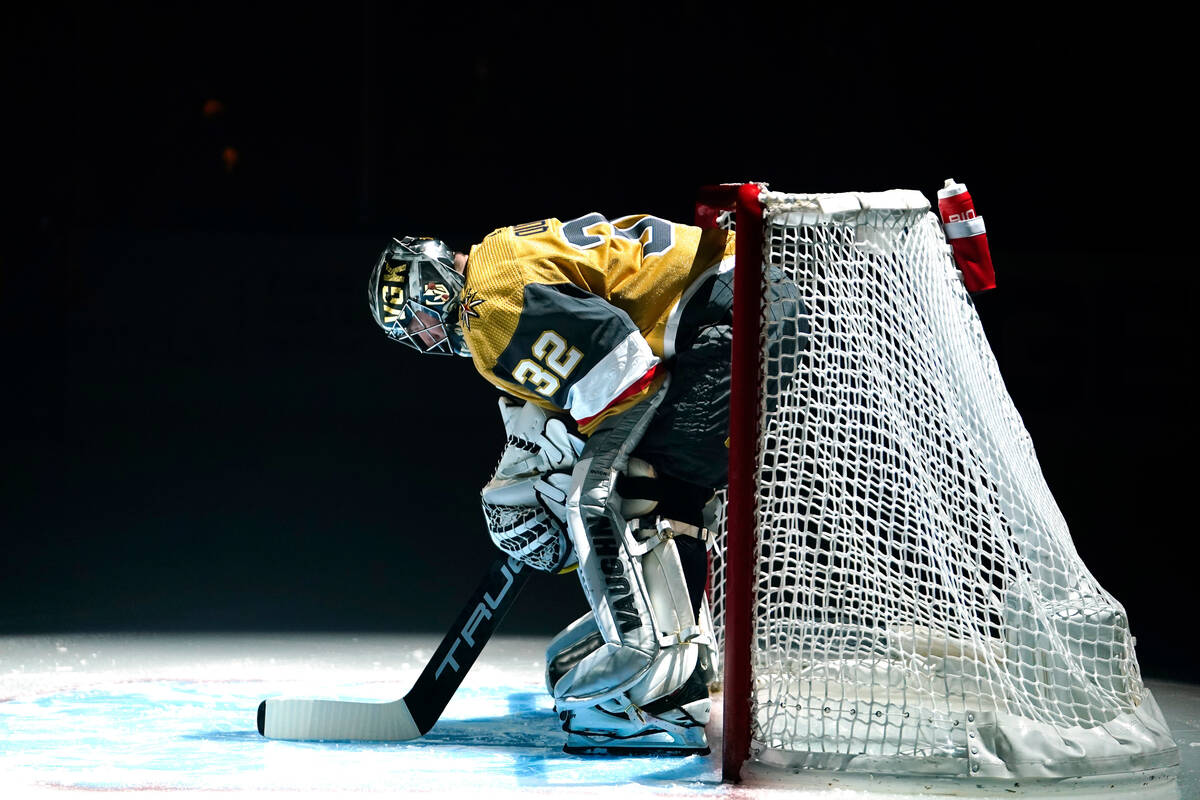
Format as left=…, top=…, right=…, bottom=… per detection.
left=367, top=213, right=804, bottom=755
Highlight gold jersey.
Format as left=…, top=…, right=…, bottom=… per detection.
left=460, top=213, right=735, bottom=434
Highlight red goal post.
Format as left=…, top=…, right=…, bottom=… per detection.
left=694, top=182, right=763, bottom=782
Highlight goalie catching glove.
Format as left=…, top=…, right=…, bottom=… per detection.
left=481, top=398, right=585, bottom=573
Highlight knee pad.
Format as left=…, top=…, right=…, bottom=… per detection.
left=544, top=611, right=603, bottom=698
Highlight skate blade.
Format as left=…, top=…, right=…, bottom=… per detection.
left=563, top=744, right=710, bottom=757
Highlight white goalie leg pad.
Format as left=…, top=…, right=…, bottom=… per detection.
left=624, top=537, right=710, bottom=708
left=554, top=465, right=661, bottom=706
left=546, top=387, right=710, bottom=751
left=548, top=534, right=711, bottom=708
left=551, top=497, right=712, bottom=748
left=551, top=535, right=713, bottom=752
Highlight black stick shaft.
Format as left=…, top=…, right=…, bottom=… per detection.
left=404, top=555, right=532, bottom=734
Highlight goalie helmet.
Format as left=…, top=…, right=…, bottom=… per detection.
left=368, top=236, right=470, bottom=356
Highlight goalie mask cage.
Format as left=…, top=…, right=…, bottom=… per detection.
left=699, top=183, right=1177, bottom=784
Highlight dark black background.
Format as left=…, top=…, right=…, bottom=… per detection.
left=3, top=4, right=1193, bottom=682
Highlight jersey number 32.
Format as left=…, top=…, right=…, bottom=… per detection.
left=513, top=331, right=582, bottom=397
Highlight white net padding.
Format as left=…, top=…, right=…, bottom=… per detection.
left=709, top=190, right=1177, bottom=779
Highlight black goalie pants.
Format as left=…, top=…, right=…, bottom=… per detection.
left=633, top=267, right=805, bottom=492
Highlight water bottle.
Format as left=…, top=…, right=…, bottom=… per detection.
left=938, top=178, right=996, bottom=293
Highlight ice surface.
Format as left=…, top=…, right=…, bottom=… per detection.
left=0, top=634, right=1191, bottom=799
left=0, top=634, right=725, bottom=797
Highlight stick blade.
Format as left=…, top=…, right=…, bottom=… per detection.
left=258, top=697, right=421, bottom=741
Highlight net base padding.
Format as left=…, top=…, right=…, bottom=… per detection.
left=753, top=685, right=1176, bottom=779
left=740, top=749, right=1180, bottom=799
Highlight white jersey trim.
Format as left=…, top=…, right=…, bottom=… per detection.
left=566, top=330, right=660, bottom=423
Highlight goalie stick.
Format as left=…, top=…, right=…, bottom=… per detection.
left=257, top=554, right=531, bottom=741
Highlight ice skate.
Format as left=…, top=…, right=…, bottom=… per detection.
left=560, top=663, right=711, bottom=756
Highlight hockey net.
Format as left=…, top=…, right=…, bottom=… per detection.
left=703, top=185, right=1177, bottom=782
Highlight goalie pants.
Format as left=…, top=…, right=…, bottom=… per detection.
left=633, top=266, right=805, bottom=492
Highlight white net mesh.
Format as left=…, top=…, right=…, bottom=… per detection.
left=710, top=190, right=1175, bottom=778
